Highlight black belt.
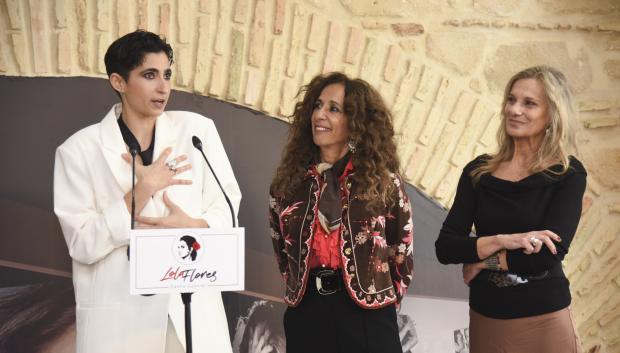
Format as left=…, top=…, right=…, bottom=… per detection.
left=308, top=268, right=343, bottom=295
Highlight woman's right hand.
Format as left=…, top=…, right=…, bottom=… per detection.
left=122, top=147, right=192, bottom=194
left=496, top=230, right=561, bottom=255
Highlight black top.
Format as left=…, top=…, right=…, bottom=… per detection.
left=117, top=115, right=155, bottom=165
left=435, top=155, right=587, bottom=319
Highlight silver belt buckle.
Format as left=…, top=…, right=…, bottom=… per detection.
left=315, top=269, right=337, bottom=295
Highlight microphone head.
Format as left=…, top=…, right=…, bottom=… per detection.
left=129, top=141, right=140, bottom=157
left=192, top=136, right=203, bottom=150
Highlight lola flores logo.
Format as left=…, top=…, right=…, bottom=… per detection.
left=173, top=234, right=203, bottom=264
left=161, top=234, right=217, bottom=284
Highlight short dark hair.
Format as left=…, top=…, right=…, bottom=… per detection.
left=104, top=30, right=174, bottom=80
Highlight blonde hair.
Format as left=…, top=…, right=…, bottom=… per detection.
left=471, top=66, right=576, bottom=182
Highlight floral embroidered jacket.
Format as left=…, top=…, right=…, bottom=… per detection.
left=269, top=164, right=414, bottom=308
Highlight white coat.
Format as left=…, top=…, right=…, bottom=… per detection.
left=54, top=104, right=241, bottom=353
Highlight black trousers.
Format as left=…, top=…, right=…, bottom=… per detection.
left=283, top=284, right=403, bottom=353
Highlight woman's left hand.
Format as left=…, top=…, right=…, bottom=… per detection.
left=462, top=262, right=484, bottom=286
left=135, top=191, right=209, bottom=228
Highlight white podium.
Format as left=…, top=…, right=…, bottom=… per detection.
left=129, top=227, right=245, bottom=295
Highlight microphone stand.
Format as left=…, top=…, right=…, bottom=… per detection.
left=191, top=135, right=237, bottom=227
left=180, top=135, right=237, bottom=353
left=181, top=293, right=193, bottom=353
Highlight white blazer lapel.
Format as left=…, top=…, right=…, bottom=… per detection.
left=151, top=112, right=177, bottom=215
left=99, top=104, right=132, bottom=194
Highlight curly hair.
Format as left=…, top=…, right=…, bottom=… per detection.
left=471, top=66, right=576, bottom=182
left=271, top=72, right=400, bottom=212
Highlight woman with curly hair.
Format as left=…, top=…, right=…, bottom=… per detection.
left=435, top=66, right=586, bottom=353
left=269, top=72, right=414, bottom=353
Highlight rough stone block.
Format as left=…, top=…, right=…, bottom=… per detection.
left=391, top=23, right=425, bottom=36
left=244, top=69, right=263, bottom=106
left=414, top=65, right=439, bottom=102
left=598, top=22, right=620, bottom=32
left=392, top=62, right=419, bottom=125
left=286, top=4, right=306, bottom=78
left=177, top=0, right=194, bottom=44
left=345, top=27, right=364, bottom=64
left=199, top=0, right=212, bottom=13
left=57, top=31, right=71, bottom=74
left=137, top=0, right=148, bottom=29
left=234, top=0, right=249, bottom=24
left=605, top=60, right=620, bottom=79
left=6, top=0, right=23, bottom=29
left=448, top=91, right=476, bottom=124
left=443, top=19, right=460, bottom=27
left=279, top=79, right=297, bottom=117
left=341, top=0, right=440, bottom=16
left=434, top=165, right=460, bottom=202
left=29, top=0, right=49, bottom=74
left=214, top=1, right=232, bottom=55
left=361, top=20, right=388, bottom=30
left=307, top=14, right=324, bottom=52
left=583, top=117, right=619, bottom=128
left=304, top=53, right=321, bottom=86
left=323, top=22, right=342, bottom=73
left=418, top=77, right=451, bottom=145
left=274, top=0, right=286, bottom=35
left=451, top=101, right=490, bottom=166
left=384, top=45, right=402, bottom=83
left=159, top=3, right=171, bottom=39
left=399, top=39, right=416, bottom=53
left=97, top=0, right=111, bottom=31
left=97, top=33, right=110, bottom=74
left=227, top=28, right=245, bottom=101
left=11, top=34, right=27, bottom=73
left=484, top=42, right=592, bottom=93
left=359, top=38, right=382, bottom=82
left=480, top=113, right=500, bottom=147
left=193, top=15, right=211, bottom=94
left=175, top=46, right=191, bottom=87
left=473, top=0, right=520, bottom=16
left=462, top=19, right=489, bottom=27
left=426, top=31, right=486, bottom=75
left=607, top=37, right=620, bottom=51
left=262, top=39, right=284, bottom=114
left=117, top=1, right=132, bottom=37
left=579, top=100, right=612, bottom=111
left=0, top=42, right=7, bottom=72
left=249, top=0, right=266, bottom=67
left=404, top=144, right=426, bottom=182
left=55, top=0, right=67, bottom=28
left=208, top=55, right=226, bottom=97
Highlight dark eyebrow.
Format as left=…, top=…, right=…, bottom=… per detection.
left=328, top=100, right=343, bottom=109
left=139, top=68, right=160, bottom=75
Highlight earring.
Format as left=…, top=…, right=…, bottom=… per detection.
left=545, top=127, right=550, bottom=135
left=347, top=139, right=357, bottom=154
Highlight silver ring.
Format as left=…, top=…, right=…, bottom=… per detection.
left=529, top=237, right=539, bottom=246
left=165, top=159, right=177, bottom=170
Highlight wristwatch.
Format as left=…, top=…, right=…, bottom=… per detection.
left=484, top=252, right=501, bottom=271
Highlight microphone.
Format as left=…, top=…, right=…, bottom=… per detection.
left=129, top=141, right=140, bottom=230
left=192, top=135, right=236, bottom=227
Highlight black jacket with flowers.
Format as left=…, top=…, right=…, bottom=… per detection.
left=269, top=164, right=414, bottom=308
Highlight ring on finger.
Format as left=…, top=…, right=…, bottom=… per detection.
left=165, top=159, right=177, bottom=170
left=529, top=237, right=539, bottom=246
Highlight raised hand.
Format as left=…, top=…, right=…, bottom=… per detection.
left=497, top=230, right=561, bottom=255
left=136, top=191, right=208, bottom=228
left=122, top=147, right=192, bottom=194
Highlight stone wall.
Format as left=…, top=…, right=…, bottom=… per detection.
left=0, top=0, right=618, bottom=351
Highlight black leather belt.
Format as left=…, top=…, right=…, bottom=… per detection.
left=308, top=268, right=343, bottom=295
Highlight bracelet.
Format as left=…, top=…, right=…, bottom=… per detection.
left=484, top=252, right=501, bottom=271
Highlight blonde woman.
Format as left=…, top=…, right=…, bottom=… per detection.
left=435, top=66, right=586, bottom=353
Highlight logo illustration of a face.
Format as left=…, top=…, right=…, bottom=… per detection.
left=174, top=235, right=201, bottom=263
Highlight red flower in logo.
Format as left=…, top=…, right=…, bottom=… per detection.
left=192, top=242, right=201, bottom=251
